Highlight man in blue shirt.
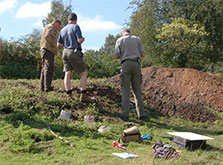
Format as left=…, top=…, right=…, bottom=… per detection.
left=57, top=13, right=91, bottom=102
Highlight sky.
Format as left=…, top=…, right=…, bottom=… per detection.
left=0, top=0, right=133, bottom=50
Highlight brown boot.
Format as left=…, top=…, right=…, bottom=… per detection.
left=80, top=91, right=92, bottom=102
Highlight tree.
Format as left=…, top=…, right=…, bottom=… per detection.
left=84, top=49, right=120, bottom=78
left=129, top=0, right=223, bottom=70
left=155, top=0, right=223, bottom=69
left=129, top=0, right=158, bottom=66
left=42, top=0, right=72, bottom=27
left=156, top=18, right=209, bottom=68
left=0, top=32, right=40, bottom=79
left=100, top=34, right=121, bottom=55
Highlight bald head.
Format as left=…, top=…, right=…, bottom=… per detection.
left=122, top=29, right=131, bottom=36
left=52, top=19, right=62, bottom=30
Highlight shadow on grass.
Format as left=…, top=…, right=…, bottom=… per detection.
left=4, top=115, right=109, bottom=140
left=147, top=119, right=223, bottom=136
left=2, top=109, right=119, bottom=143
left=4, top=114, right=83, bottom=137
left=204, top=144, right=223, bottom=152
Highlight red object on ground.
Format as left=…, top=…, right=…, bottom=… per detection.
left=112, top=141, right=126, bottom=150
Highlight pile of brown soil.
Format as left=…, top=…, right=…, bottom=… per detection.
left=109, top=67, right=223, bottom=123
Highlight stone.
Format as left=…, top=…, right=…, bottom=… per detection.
left=58, top=110, right=72, bottom=120
left=84, top=115, right=96, bottom=123
left=98, top=126, right=111, bottom=133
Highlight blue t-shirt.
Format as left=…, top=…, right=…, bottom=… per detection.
left=58, top=24, right=83, bottom=49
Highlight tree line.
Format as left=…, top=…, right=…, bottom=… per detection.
left=129, top=0, right=223, bottom=71
left=0, top=0, right=222, bottom=79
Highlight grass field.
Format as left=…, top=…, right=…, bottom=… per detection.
left=0, top=79, right=223, bottom=165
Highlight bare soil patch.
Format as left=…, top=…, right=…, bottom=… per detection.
left=109, top=67, right=223, bottom=123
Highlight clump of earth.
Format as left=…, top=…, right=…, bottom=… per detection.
left=109, top=67, right=223, bottom=123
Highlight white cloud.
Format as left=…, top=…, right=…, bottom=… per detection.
left=0, top=0, right=17, bottom=14
left=79, top=15, right=122, bottom=32
left=15, top=2, right=51, bottom=18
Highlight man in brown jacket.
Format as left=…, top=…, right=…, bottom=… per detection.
left=40, top=20, right=61, bottom=92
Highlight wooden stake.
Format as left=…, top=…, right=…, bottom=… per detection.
left=46, top=123, right=75, bottom=147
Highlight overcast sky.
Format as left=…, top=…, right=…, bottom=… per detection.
left=0, top=0, right=132, bottom=50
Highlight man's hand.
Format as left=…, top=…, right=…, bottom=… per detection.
left=78, top=37, right=85, bottom=44
left=57, top=43, right=64, bottom=48
left=114, top=55, right=120, bottom=59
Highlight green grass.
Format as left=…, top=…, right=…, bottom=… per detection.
left=0, top=79, right=223, bottom=165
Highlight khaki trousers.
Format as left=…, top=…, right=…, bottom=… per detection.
left=40, top=49, right=55, bottom=91
left=120, top=61, right=144, bottom=118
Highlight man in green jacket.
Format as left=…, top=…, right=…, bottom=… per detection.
left=114, top=29, right=147, bottom=121
left=40, top=20, right=61, bottom=92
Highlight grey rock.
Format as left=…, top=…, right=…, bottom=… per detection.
left=58, top=110, right=72, bottom=120
left=84, top=115, right=96, bottom=123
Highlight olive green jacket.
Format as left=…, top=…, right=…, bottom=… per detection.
left=40, top=24, right=58, bottom=55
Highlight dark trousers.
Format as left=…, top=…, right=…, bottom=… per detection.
left=120, top=61, right=144, bottom=118
left=40, top=49, right=55, bottom=91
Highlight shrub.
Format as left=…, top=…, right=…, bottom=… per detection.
left=8, top=123, right=53, bottom=153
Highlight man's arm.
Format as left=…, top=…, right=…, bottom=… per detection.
left=76, top=25, right=85, bottom=44
left=114, top=39, right=121, bottom=59
left=57, top=32, right=64, bottom=48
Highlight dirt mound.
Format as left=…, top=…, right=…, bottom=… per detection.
left=109, top=67, right=223, bottom=123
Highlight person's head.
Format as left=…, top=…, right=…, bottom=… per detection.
left=68, top=13, right=77, bottom=24
left=122, top=29, right=131, bottom=36
left=52, top=19, right=62, bottom=30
